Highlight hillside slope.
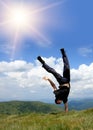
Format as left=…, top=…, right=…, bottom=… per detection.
left=0, top=101, right=62, bottom=114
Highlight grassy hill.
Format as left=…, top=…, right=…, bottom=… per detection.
left=0, top=101, right=63, bottom=114
left=0, top=108, right=93, bottom=130
left=0, top=99, right=93, bottom=114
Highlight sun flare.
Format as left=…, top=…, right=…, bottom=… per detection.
left=0, top=1, right=63, bottom=60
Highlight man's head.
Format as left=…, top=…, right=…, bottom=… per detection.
left=55, top=99, right=62, bottom=104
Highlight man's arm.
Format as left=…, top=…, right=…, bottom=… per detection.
left=64, top=102, right=68, bottom=112
left=43, top=76, right=57, bottom=91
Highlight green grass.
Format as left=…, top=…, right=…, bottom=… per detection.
left=0, top=109, right=93, bottom=130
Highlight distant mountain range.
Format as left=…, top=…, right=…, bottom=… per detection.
left=69, top=98, right=93, bottom=110
left=0, top=98, right=93, bottom=114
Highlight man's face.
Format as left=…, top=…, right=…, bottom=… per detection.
left=56, top=100, right=62, bottom=104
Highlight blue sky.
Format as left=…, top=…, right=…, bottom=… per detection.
left=0, top=0, right=93, bottom=102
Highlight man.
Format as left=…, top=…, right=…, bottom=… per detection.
left=37, top=48, right=70, bottom=112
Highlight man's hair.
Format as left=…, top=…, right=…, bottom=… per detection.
left=55, top=99, right=58, bottom=104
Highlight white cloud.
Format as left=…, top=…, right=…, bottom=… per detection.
left=78, top=47, right=93, bottom=57
left=0, top=57, right=93, bottom=102
left=0, top=42, right=13, bottom=55
left=71, top=63, right=93, bottom=98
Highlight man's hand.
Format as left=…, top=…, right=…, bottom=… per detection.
left=43, top=76, right=49, bottom=80
left=43, top=76, right=57, bottom=91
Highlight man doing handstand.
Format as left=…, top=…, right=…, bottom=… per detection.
left=37, top=48, right=70, bottom=112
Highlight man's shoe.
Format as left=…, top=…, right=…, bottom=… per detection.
left=60, top=48, right=64, bottom=53
left=60, top=48, right=65, bottom=54
left=37, top=56, right=45, bottom=64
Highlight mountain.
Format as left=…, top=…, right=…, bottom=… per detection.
left=0, top=98, right=93, bottom=115
left=0, top=101, right=62, bottom=114
left=69, top=98, right=93, bottom=110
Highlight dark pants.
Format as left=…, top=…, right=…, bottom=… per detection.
left=43, top=50, right=70, bottom=85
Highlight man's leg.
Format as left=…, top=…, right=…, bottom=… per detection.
left=37, top=56, right=63, bottom=85
left=60, top=48, right=70, bottom=82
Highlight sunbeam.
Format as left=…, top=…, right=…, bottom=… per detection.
left=11, top=28, right=20, bottom=61
left=29, top=26, right=51, bottom=46
left=30, top=0, right=65, bottom=14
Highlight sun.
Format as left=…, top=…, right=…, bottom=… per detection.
left=11, top=8, right=29, bottom=27
left=7, top=7, right=30, bottom=30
